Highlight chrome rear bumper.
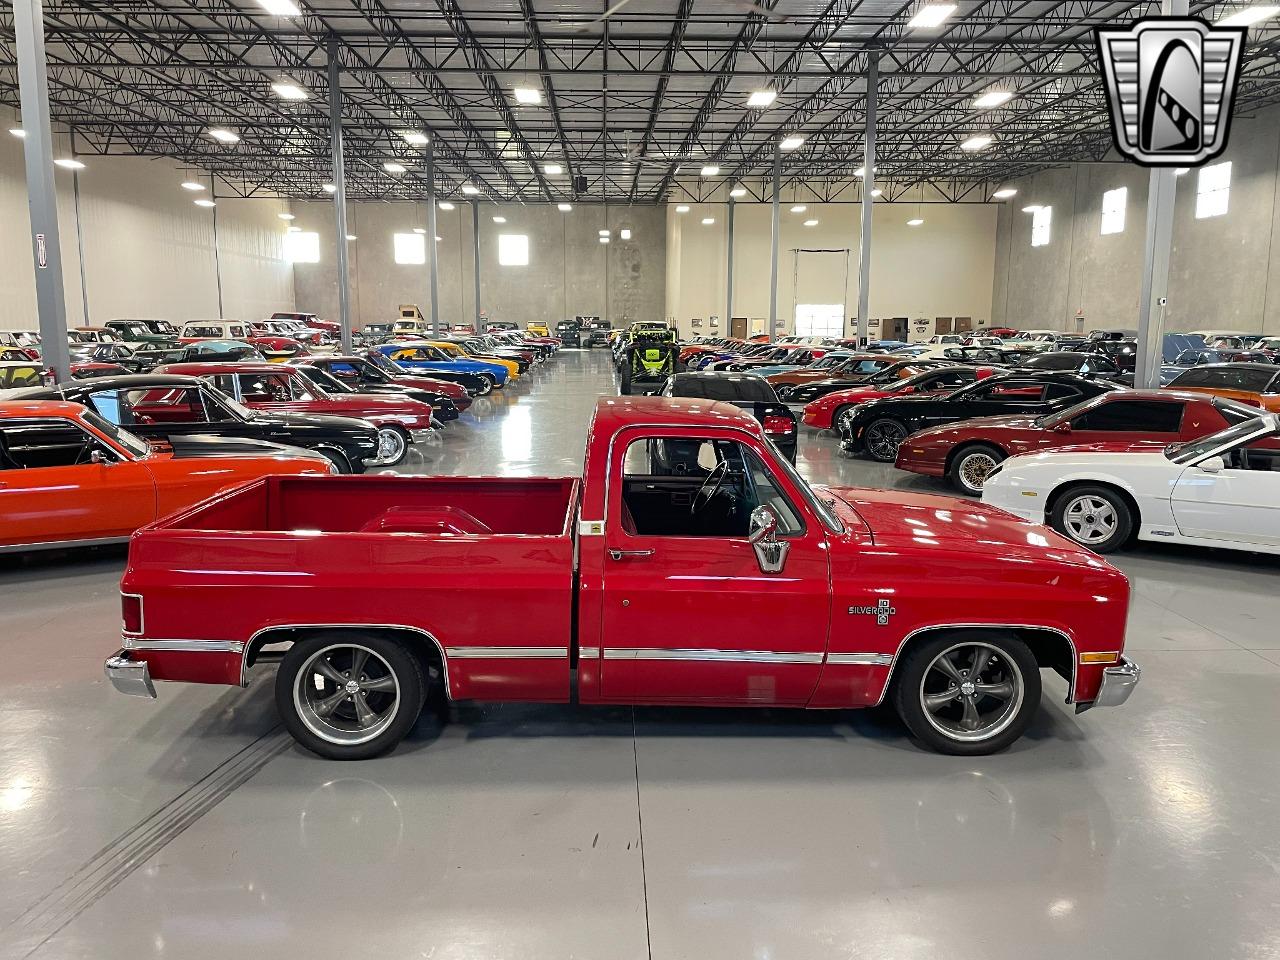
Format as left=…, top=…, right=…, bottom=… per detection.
left=105, top=651, right=156, bottom=699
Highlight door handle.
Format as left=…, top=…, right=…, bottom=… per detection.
left=609, top=549, right=654, bottom=560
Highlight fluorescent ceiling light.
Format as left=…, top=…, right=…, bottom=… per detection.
left=257, top=0, right=301, bottom=15
left=54, top=158, right=85, bottom=170
left=181, top=181, right=206, bottom=191
left=908, top=3, right=956, bottom=28
left=543, top=163, right=563, bottom=175
left=413, top=227, right=427, bottom=234
left=747, top=89, right=777, bottom=107
left=513, top=86, right=542, bottom=105
left=346, top=234, right=357, bottom=240
left=729, top=186, right=747, bottom=197
left=492, top=216, right=507, bottom=223
left=322, top=183, right=336, bottom=193
left=1217, top=5, right=1280, bottom=25
left=383, top=161, right=406, bottom=173
left=854, top=166, right=878, bottom=177
left=461, top=184, right=480, bottom=195
left=701, top=217, right=715, bottom=225
left=402, top=131, right=429, bottom=146
left=278, top=212, right=296, bottom=220
left=1021, top=205, right=1041, bottom=213
left=700, top=165, right=720, bottom=177
left=960, top=134, right=994, bottom=151
left=803, top=219, right=819, bottom=226
left=599, top=229, right=610, bottom=236
left=675, top=204, right=690, bottom=213
left=992, top=187, right=1018, bottom=199
left=870, top=189, right=883, bottom=197
left=790, top=204, right=807, bottom=213
left=194, top=198, right=216, bottom=208
left=557, top=202, right=572, bottom=211
left=438, top=201, right=455, bottom=210
left=973, top=90, right=1013, bottom=109
left=907, top=218, right=924, bottom=226
left=620, top=228, right=632, bottom=239
left=599, top=236, right=610, bottom=243
left=271, top=81, right=308, bottom=100
left=779, top=135, right=805, bottom=151
left=435, top=236, right=441, bottom=241
left=9, top=128, right=25, bottom=138
left=208, top=128, right=240, bottom=144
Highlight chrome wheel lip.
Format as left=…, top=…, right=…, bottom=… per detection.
left=1063, top=494, right=1117, bottom=544
left=918, top=642, right=1025, bottom=743
left=293, top=643, right=401, bottom=746
left=957, top=451, right=999, bottom=493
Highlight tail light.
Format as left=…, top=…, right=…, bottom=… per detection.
left=763, top=415, right=794, bottom=435
left=121, top=593, right=144, bottom=635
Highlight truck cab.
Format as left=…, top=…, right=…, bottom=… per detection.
left=106, top=397, right=1138, bottom=760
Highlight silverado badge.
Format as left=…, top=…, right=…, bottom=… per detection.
left=849, top=599, right=896, bottom=626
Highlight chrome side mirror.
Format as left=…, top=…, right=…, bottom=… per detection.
left=90, top=448, right=115, bottom=466
left=748, top=505, right=789, bottom=574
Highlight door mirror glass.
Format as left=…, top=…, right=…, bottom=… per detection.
left=90, top=448, right=114, bottom=465
left=748, top=505, right=789, bottom=573
left=1197, top=455, right=1226, bottom=473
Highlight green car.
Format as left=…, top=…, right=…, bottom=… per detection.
left=105, top=318, right=181, bottom=346
left=619, top=324, right=679, bottom=395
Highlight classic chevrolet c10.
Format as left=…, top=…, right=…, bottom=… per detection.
left=107, top=396, right=1139, bottom=759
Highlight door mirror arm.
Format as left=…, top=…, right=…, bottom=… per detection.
left=748, top=505, right=789, bottom=574
left=90, top=448, right=117, bottom=466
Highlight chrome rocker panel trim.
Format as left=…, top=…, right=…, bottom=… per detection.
left=603, top=647, right=825, bottom=664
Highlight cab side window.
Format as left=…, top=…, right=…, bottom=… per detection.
left=116, top=387, right=212, bottom=425
left=0, top=419, right=104, bottom=469
left=1072, top=400, right=1183, bottom=432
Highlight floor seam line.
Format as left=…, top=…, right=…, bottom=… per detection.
left=632, top=708, right=654, bottom=960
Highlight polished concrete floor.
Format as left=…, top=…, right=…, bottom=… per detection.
left=3, top=349, right=1280, bottom=959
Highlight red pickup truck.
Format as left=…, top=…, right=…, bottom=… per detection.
left=106, top=398, right=1139, bottom=759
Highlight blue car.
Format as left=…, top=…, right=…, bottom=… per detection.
left=377, top=342, right=509, bottom=388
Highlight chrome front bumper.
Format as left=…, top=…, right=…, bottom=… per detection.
left=1084, top=655, right=1141, bottom=710
left=105, top=651, right=156, bottom=699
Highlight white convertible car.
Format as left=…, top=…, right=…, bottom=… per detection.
left=982, top=413, right=1280, bottom=555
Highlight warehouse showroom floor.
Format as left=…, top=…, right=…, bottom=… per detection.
left=1, top=350, right=1277, bottom=960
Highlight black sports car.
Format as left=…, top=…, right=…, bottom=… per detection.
left=660, top=372, right=798, bottom=462
left=1017, top=350, right=1131, bottom=384
left=782, top=359, right=955, bottom=404
left=838, top=371, right=1117, bottom=461
left=21, top=374, right=380, bottom=473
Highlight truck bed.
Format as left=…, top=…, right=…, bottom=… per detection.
left=124, top=475, right=581, bottom=701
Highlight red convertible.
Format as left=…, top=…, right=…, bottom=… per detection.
left=896, top=390, right=1264, bottom=495
left=159, top=362, right=435, bottom=465
left=106, top=398, right=1137, bottom=759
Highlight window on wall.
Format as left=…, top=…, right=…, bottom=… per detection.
left=1031, top=206, right=1052, bottom=247
left=795, top=304, right=844, bottom=337
left=393, top=232, right=426, bottom=265
left=1196, top=162, right=1231, bottom=219
left=498, top=233, right=529, bottom=266
left=283, top=231, right=320, bottom=263
left=1100, top=188, right=1127, bottom=235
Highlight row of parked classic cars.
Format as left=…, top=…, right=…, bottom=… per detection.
left=0, top=315, right=562, bottom=554
left=653, top=326, right=1280, bottom=559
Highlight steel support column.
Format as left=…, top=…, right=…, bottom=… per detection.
left=425, top=140, right=441, bottom=337
left=13, top=0, right=70, bottom=381
left=1135, top=0, right=1187, bottom=388
left=472, top=201, right=482, bottom=330
left=856, top=53, right=879, bottom=348
left=327, top=37, right=354, bottom=353
left=768, top=144, right=781, bottom=339
left=725, top=197, right=735, bottom=328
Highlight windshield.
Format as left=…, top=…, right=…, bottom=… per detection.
left=368, top=351, right=401, bottom=373
left=1167, top=417, right=1274, bottom=464
left=82, top=409, right=151, bottom=458
left=299, top=365, right=354, bottom=394
left=769, top=440, right=844, bottom=534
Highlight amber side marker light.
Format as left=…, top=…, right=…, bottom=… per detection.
left=1080, top=651, right=1120, bottom=664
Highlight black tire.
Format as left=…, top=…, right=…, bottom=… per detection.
left=892, top=630, right=1041, bottom=756
left=862, top=417, right=909, bottom=462
left=948, top=444, right=1006, bottom=496
left=832, top=404, right=854, bottom=434
left=275, top=632, right=426, bottom=760
left=315, top=446, right=352, bottom=474
left=620, top=360, right=634, bottom=395
left=1049, top=484, right=1134, bottom=554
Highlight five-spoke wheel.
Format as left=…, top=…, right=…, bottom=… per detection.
left=1049, top=485, right=1133, bottom=554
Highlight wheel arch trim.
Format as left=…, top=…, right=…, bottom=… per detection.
left=873, top=622, right=1079, bottom=707
left=243, top=622, right=451, bottom=697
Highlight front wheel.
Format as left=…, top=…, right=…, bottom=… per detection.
left=276, top=633, right=425, bottom=760
left=315, top=446, right=352, bottom=474
left=862, top=417, right=909, bottom=462
left=1049, top=485, right=1133, bottom=553
left=892, top=631, right=1041, bottom=756
left=374, top=426, right=409, bottom=465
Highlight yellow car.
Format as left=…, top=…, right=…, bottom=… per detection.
left=423, top=340, right=520, bottom=380
left=527, top=322, right=550, bottom=337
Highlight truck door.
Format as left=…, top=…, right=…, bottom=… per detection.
left=599, top=428, right=831, bottom=704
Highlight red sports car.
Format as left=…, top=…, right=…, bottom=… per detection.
left=895, top=389, right=1265, bottom=495
left=802, top=365, right=1001, bottom=430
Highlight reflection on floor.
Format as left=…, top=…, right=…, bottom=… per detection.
left=2, top=349, right=1279, bottom=959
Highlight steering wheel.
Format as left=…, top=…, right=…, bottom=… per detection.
left=691, top=460, right=729, bottom=514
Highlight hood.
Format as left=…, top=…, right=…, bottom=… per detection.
left=256, top=410, right=379, bottom=435
left=823, top=485, right=1111, bottom=570
left=161, top=433, right=329, bottom=461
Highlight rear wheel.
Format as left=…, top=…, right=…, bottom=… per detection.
left=476, top=374, right=495, bottom=395
left=948, top=444, right=1005, bottom=496
left=276, top=633, right=425, bottom=760
left=892, top=631, right=1040, bottom=756
left=1049, top=485, right=1133, bottom=553
left=863, top=417, right=909, bottom=462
